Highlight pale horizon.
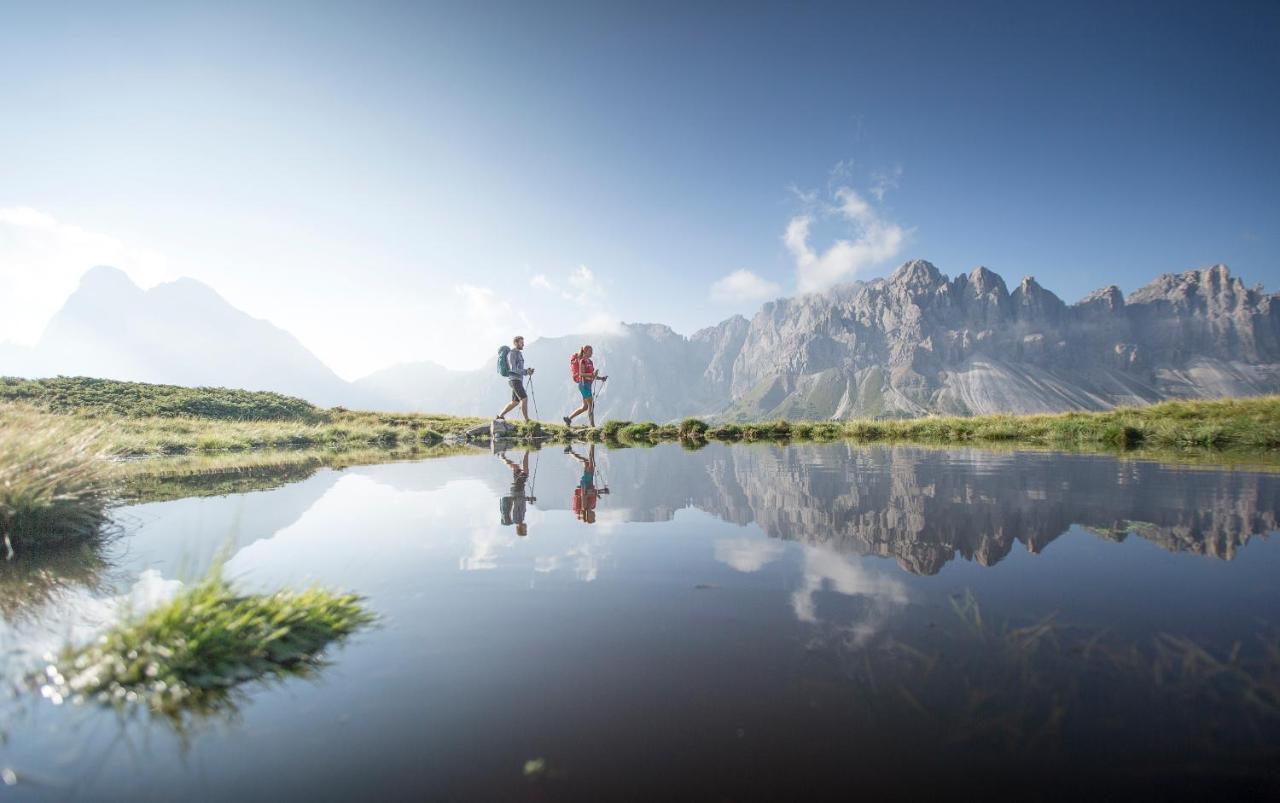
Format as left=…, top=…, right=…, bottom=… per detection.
left=3, top=2, right=1278, bottom=378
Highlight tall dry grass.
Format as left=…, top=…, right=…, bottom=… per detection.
left=0, top=405, right=112, bottom=552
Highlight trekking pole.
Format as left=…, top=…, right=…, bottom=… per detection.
left=530, top=446, right=541, bottom=501
left=528, top=373, right=541, bottom=422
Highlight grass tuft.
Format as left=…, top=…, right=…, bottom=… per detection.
left=40, top=569, right=375, bottom=714
left=0, top=405, right=111, bottom=551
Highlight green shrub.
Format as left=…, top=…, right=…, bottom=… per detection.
left=678, top=418, right=709, bottom=439
left=708, top=424, right=744, bottom=440
left=619, top=422, right=659, bottom=441
left=601, top=420, right=630, bottom=439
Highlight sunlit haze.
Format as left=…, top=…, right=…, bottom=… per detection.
left=2, top=2, right=1277, bottom=378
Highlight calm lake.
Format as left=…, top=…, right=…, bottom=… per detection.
left=3, top=442, right=1279, bottom=800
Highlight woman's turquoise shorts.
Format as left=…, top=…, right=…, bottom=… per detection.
left=578, top=381, right=593, bottom=399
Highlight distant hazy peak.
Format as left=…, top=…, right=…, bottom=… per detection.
left=78, top=264, right=141, bottom=295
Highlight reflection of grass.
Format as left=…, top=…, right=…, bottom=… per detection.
left=40, top=569, right=374, bottom=717
left=116, top=443, right=477, bottom=503
left=0, top=538, right=111, bottom=622
left=837, top=590, right=1280, bottom=758
left=0, top=407, right=111, bottom=551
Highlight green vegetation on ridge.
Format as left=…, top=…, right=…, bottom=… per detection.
left=1, top=377, right=487, bottom=456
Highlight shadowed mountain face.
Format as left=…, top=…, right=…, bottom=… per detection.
left=3, top=262, right=1276, bottom=418
left=510, top=443, right=1280, bottom=575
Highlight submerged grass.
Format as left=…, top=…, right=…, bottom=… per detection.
left=39, top=569, right=375, bottom=715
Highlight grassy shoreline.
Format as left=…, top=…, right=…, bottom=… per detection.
left=6, top=377, right=1279, bottom=456
left=3, top=377, right=1278, bottom=552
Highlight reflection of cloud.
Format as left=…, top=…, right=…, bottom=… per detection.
left=459, top=524, right=517, bottom=571
left=714, top=537, right=785, bottom=572
left=790, top=547, right=908, bottom=645
left=568, top=542, right=600, bottom=582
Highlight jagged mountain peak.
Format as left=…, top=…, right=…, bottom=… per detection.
left=1129, top=263, right=1247, bottom=304
left=966, top=265, right=1008, bottom=296
left=1075, top=284, right=1125, bottom=309
left=889, top=259, right=945, bottom=290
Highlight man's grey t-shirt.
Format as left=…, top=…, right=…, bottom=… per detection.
left=507, top=348, right=525, bottom=377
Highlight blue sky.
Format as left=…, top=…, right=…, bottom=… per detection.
left=1, top=1, right=1277, bottom=375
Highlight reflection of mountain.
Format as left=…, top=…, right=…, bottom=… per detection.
left=591, top=445, right=1280, bottom=575
left=114, top=469, right=343, bottom=579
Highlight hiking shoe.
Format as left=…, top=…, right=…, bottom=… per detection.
left=562, top=416, right=572, bottom=427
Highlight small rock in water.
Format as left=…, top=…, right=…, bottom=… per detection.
left=523, top=757, right=547, bottom=777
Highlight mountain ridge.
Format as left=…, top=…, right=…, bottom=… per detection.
left=3, top=261, right=1277, bottom=419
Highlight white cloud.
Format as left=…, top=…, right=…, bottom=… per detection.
left=785, top=185, right=908, bottom=293
left=527, top=264, right=621, bottom=335
left=566, top=264, right=605, bottom=305
left=0, top=206, right=172, bottom=345
left=870, top=165, right=903, bottom=202
left=714, top=537, right=786, bottom=572
left=453, top=283, right=536, bottom=360
left=710, top=269, right=782, bottom=305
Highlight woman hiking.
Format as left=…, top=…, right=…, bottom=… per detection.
left=562, top=344, right=607, bottom=428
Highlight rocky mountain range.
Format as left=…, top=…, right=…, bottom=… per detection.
left=3, top=261, right=1277, bottom=419
left=356, top=260, right=1280, bottom=419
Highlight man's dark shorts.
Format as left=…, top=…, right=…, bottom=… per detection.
left=509, top=378, right=528, bottom=402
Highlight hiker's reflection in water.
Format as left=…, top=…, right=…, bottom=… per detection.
left=498, top=449, right=535, bottom=536
left=566, top=443, right=609, bottom=524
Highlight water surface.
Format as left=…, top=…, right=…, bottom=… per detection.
left=3, top=443, right=1279, bottom=800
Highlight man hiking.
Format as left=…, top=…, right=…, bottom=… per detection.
left=562, top=344, right=607, bottom=428
left=497, top=449, right=535, bottom=537
left=496, top=335, right=535, bottom=422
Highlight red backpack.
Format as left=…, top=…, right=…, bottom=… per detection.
left=569, top=353, right=583, bottom=383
